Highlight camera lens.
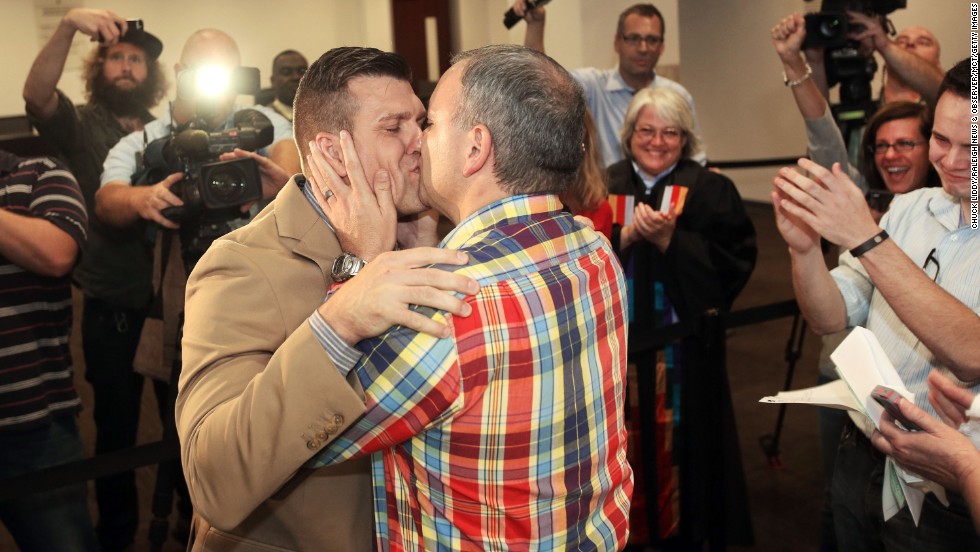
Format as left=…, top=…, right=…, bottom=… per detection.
left=819, top=17, right=843, bottom=38
left=207, top=168, right=247, bottom=202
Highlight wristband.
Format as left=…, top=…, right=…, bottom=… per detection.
left=849, top=229, right=889, bottom=258
left=783, top=62, right=813, bottom=88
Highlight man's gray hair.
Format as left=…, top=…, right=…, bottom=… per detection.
left=450, top=45, right=585, bottom=196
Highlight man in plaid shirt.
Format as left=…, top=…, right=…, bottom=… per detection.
left=311, top=44, right=633, bottom=551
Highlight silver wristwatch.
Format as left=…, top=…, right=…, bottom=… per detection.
left=330, top=252, right=366, bottom=282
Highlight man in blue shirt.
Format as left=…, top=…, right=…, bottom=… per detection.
left=512, top=1, right=705, bottom=167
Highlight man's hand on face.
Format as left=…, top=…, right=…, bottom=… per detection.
left=319, top=247, right=480, bottom=345
left=772, top=159, right=880, bottom=250
left=307, top=131, right=397, bottom=261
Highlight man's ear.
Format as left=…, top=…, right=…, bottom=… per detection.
left=462, top=125, right=493, bottom=178
left=313, top=131, right=347, bottom=177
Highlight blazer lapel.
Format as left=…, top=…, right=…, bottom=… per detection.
left=275, top=175, right=340, bottom=276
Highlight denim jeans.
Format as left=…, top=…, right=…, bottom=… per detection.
left=830, top=421, right=980, bottom=552
left=0, top=416, right=99, bottom=552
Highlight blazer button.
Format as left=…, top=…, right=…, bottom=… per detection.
left=307, top=440, right=318, bottom=450
left=317, top=431, right=328, bottom=441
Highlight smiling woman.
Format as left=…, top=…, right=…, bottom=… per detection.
left=606, top=86, right=757, bottom=549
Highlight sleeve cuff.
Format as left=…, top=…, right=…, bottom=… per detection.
left=308, top=308, right=361, bottom=377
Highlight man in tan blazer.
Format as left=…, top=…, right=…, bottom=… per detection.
left=175, top=47, right=479, bottom=552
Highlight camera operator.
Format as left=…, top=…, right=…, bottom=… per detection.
left=840, top=11, right=943, bottom=106
left=90, top=28, right=294, bottom=549
left=99, top=28, right=296, bottom=232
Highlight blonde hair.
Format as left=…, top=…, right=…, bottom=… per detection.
left=561, top=108, right=608, bottom=213
left=620, top=87, right=701, bottom=162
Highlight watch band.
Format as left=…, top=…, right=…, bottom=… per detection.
left=849, top=229, right=889, bottom=258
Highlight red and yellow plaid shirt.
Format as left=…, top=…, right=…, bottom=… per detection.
left=312, top=195, right=632, bottom=550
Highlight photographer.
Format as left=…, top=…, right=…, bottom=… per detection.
left=99, top=28, right=295, bottom=231
left=23, top=10, right=170, bottom=551
left=91, top=28, right=294, bottom=549
left=843, top=11, right=943, bottom=106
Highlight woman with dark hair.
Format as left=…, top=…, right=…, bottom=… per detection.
left=607, top=86, right=757, bottom=550
left=857, top=101, right=941, bottom=194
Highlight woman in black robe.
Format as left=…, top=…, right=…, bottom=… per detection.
left=607, top=87, right=757, bottom=550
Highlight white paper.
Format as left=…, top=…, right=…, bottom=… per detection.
left=759, top=378, right=860, bottom=411
left=760, top=327, right=934, bottom=525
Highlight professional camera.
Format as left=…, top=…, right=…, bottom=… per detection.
left=803, top=0, right=905, bottom=50
left=137, top=108, right=272, bottom=224
left=803, top=0, right=906, bottom=135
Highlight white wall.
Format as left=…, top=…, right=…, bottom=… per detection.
left=3, top=0, right=968, bottom=202
left=1, top=0, right=395, bottom=118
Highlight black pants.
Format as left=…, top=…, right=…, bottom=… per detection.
left=82, top=297, right=191, bottom=551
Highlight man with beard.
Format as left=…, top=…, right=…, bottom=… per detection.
left=24, top=8, right=166, bottom=216
left=264, top=49, right=308, bottom=122
left=23, top=9, right=172, bottom=552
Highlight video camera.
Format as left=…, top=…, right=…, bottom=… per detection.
left=133, top=65, right=270, bottom=267
left=803, top=0, right=906, bottom=119
left=139, top=109, right=272, bottom=224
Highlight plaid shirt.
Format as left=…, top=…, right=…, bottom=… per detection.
left=311, top=194, right=632, bottom=551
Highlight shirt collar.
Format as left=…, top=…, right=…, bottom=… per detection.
left=926, top=190, right=968, bottom=232
left=298, top=174, right=335, bottom=232
left=605, top=66, right=657, bottom=93
left=441, top=194, right=561, bottom=250
left=632, top=160, right=677, bottom=192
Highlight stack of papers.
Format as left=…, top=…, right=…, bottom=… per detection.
left=759, top=327, right=939, bottom=524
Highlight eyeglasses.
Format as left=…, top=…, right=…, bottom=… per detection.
left=633, top=126, right=682, bottom=142
left=922, top=248, right=940, bottom=281
left=104, top=52, right=146, bottom=66
left=619, top=33, right=663, bottom=47
left=870, top=140, right=924, bottom=155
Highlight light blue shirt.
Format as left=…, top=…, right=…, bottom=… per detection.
left=832, top=188, right=980, bottom=415
left=572, top=66, right=705, bottom=167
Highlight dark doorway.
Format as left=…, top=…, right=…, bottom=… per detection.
left=391, top=0, right=451, bottom=104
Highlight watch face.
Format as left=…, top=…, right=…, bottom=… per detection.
left=331, top=253, right=364, bottom=282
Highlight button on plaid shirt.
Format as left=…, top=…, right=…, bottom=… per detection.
left=311, top=194, right=632, bottom=551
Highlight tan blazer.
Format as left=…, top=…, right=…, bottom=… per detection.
left=176, top=176, right=373, bottom=552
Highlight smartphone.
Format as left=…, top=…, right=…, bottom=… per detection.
left=100, top=19, right=144, bottom=43
left=872, top=385, right=921, bottom=431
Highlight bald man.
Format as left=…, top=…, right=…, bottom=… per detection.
left=89, top=29, right=295, bottom=550
left=99, top=28, right=296, bottom=230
